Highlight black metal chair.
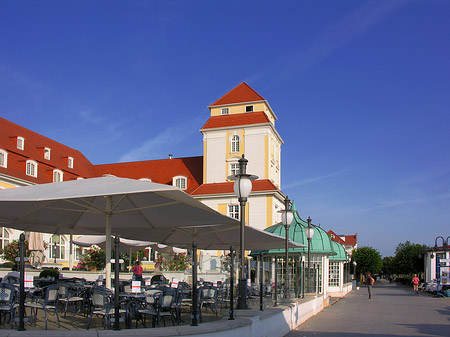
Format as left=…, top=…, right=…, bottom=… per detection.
left=135, top=290, right=162, bottom=328
left=0, top=283, right=18, bottom=328
left=86, top=286, right=126, bottom=330
left=58, top=282, right=85, bottom=317
left=25, top=284, right=60, bottom=330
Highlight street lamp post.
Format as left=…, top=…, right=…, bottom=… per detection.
left=228, top=154, right=258, bottom=310
left=353, top=261, right=357, bottom=283
left=279, top=196, right=294, bottom=298
left=53, top=242, right=57, bottom=264
left=305, top=217, right=315, bottom=293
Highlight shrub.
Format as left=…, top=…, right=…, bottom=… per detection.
left=39, top=268, right=60, bottom=279
left=0, top=239, right=30, bottom=264
left=77, top=247, right=106, bottom=271
left=155, top=252, right=191, bottom=272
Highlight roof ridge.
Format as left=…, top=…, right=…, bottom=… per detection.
left=209, top=82, right=265, bottom=107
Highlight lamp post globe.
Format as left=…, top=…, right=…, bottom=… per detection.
left=278, top=196, right=294, bottom=298
left=227, top=154, right=258, bottom=309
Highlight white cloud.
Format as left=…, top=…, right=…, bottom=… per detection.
left=284, top=168, right=353, bottom=190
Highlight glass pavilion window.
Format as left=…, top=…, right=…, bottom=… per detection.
left=329, top=261, right=340, bottom=287
left=50, top=235, right=66, bottom=260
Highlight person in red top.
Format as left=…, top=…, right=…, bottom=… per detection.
left=132, top=260, right=143, bottom=281
left=412, top=274, right=420, bottom=294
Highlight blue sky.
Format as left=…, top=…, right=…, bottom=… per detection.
left=1, top=0, right=449, bottom=257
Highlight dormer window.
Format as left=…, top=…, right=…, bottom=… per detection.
left=53, top=169, right=63, bottom=182
left=173, top=176, right=187, bottom=190
left=221, top=108, right=229, bottom=115
left=231, top=135, right=240, bottom=153
left=17, top=137, right=24, bottom=150
left=0, top=149, right=7, bottom=168
left=26, top=160, right=38, bottom=177
left=44, top=147, right=51, bottom=160
left=245, top=105, right=253, bottom=112
left=68, top=157, right=74, bottom=168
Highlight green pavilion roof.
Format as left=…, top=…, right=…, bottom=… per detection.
left=251, top=202, right=334, bottom=256
left=329, top=240, right=349, bottom=261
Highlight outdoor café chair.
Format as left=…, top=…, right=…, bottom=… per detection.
left=200, top=285, right=219, bottom=316
left=86, top=286, right=126, bottom=330
left=25, top=284, right=60, bottom=330
left=135, top=291, right=161, bottom=328
left=157, top=287, right=177, bottom=327
left=0, top=283, right=18, bottom=328
left=58, top=282, right=85, bottom=317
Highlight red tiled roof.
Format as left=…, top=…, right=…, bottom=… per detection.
left=191, top=179, right=278, bottom=196
left=343, top=234, right=357, bottom=246
left=93, top=156, right=203, bottom=194
left=327, top=230, right=346, bottom=245
left=201, top=111, right=270, bottom=130
left=210, top=82, right=265, bottom=107
left=0, top=117, right=95, bottom=183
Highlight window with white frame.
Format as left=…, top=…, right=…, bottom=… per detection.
left=329, top=261, right=340, bottom=287
left=228, top=204, right=239, bottom=219
left=245, top=105, right=253, bottom=112
left=221, top=108, right=229, bottom=115
left=0, top=149, right=7, bottom=168
left=44, top=147, right=51, bottom=160
left=0, top=227, right=11, bottom=249
left=230, top=163, right=239, bottom=176
left=53, top=169, right=63, bottom=182
left=68, top=157, right=74, bottom=168
left=173, top=176, right=187, bottom=190
left=26, top=160, right=38, bottom=177
left=231, top=135, right=240, bottom=153
left=17, top=137, right=24, bottom=150
left=50, top=235, right=66, bottom=260
left=74, top=245, right=84, bottom=260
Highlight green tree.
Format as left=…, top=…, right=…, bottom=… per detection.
left=393, top=241, right=427, bottom=275
left=352, top=246, right=383, bottom=276
left=382, top=256, right=395, bottom=276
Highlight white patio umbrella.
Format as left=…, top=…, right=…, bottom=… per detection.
left=0, top=176, right=238, bottom=288
left=148, top=224, right=305, bottom=251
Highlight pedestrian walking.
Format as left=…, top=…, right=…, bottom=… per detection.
left=412, top=274, right=420, bottom=294
left=366, top=272, right=375, bottom=300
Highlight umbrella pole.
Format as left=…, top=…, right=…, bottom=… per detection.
left=105, top=197, right=112, bottom=289
left=113, top=236, right=121, bottom=331
left=69, top=233, right=73, bottom=271
left=191, top=241, right=198, bottom=326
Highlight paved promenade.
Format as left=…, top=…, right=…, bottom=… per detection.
left=286, top=280, right=450, bottom=337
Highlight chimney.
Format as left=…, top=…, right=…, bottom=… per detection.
left=169, top=154, right=173, bottom=159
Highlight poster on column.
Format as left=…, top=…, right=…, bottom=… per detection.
left=441, top=267, right=449, bottom=285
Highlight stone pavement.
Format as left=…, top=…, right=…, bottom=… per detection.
left=285, top=279, right=450, bottom=337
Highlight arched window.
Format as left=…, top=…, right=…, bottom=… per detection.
left=53, top=169, right=64, bottom=182
left=173, top=176, right=187, bottom=190
left=231, top=135, right=240, bottom=153
left=0, top=227, right=11, bottom=249
left=26, top=160, right=38, bottom=177
left=0, top=149, right=7, bottom=168
left=44, top=147, right=51, bottom=160
left=50, top=235, right=66, bottom=260
left=17, top=136, right=24, bottom=150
